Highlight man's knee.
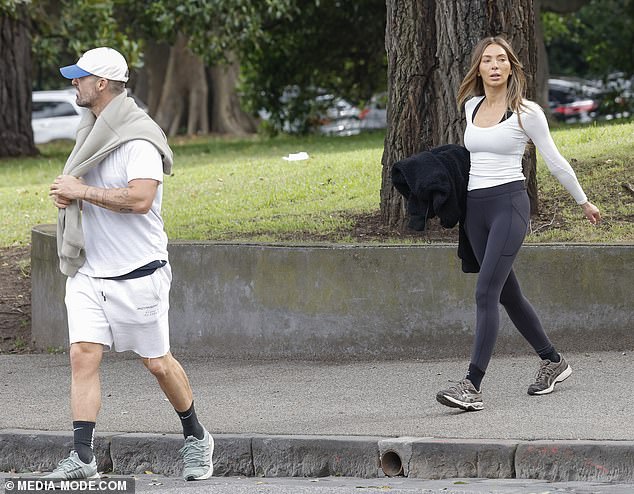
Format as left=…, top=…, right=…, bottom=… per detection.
left=70, top=343, right=103, bottom=373
left=143, top=353, right=173, bottom=379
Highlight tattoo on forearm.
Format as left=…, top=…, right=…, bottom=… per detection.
left=84, top=186, right=139, bottom=214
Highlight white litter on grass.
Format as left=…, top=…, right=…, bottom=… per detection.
left=283, top=151, right=309, bottom=161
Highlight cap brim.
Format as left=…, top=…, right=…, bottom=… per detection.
left=59, top=64, right=93, bottom=79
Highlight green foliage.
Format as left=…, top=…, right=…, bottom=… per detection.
left=30, top=0, right=296, bottom=91
left=541, top=12, right=575, bottom=45
left=542, top=0, right=634, bottom=78
left=239, top=0, right=387, bottom=134
left=13, top=336, right=27, bottom=349
left=0, top=0, right=30, bottom=17
left=58, top=0, right=130, bottom=57
left=115, top=1, right=385, bottom=134
left=29, top=0, right=387, bottom=131
left=31, top=0, right=141, bottom=89
left=116, top=0, right=295, bottom=64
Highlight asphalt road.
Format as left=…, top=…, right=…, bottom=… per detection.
left=0, top=351, right=631, bottom=441
left=2, top=474, right=634, bottom=494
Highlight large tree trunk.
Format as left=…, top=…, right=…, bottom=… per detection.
left=534, top=0, right=550, bottom=110
left=0, top=7, right=38, bottom=158
left=153, top=34, right=209, bottom=137
left=381, top=0, right=537, bottom=228
left=208, top=53, right=257, bottom=135
left=134, top=41, right=171, bottom=117
left=380, top=1, right=436, bottom=230
left=135, top=41, right=256, bottom=137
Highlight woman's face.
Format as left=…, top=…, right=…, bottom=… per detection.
left=478, top=43, right=512, bottom=89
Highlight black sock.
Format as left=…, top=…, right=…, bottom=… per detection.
left=73, top=421, right=95, bottom=464
left=538, top=346, right=560, bottom=363
left=176, top=401, right=204, bottom=440
left=466, top=363, right=485, bottom=391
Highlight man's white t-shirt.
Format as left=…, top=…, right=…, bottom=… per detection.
left=79, top=140, right=169, bottom=278
left=463, top=96, right=587, bottom=205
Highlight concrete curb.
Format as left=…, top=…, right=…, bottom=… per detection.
left=2, top=429, right=634, bottom=482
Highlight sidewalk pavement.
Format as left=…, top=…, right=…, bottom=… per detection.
left=1, top=350, right=632, bottom=482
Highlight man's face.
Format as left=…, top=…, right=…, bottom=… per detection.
left=72, top=75, right=102, bottom=109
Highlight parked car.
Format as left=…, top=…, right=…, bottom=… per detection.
left=32, top=89, right=149, bottom=144
left=258, top=86, right=387, bottom=136
left=316, top=95, right=362, bottom=136
left=547, top=77, right=601, bottom=123
left=31, top=89, right=86, bottom=144
left=317, top=92, right=387, bottom=136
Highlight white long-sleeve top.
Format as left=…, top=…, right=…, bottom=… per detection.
left=463, top=96, right=587, bottom=204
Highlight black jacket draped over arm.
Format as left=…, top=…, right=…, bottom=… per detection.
left=391, top=144, right=479, bottom=273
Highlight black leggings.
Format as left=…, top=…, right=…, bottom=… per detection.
left=465, top=180, right=554, bottom=373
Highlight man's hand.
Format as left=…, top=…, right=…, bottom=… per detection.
left=49, top=175, right=86, bottom=209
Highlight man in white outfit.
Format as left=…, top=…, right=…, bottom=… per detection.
left=46, top=47, right=213, bottom=482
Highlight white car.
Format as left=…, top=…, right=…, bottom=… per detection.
left=32, top=89, right=148, bottom=144
left=31, top=89, right=86, bottom=144
left=319, top=93, right=387, bottom=136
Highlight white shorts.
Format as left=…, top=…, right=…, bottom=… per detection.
left=65, top=264, right=172, bottom=358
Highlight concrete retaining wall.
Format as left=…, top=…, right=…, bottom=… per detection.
left=31, top=224, right=633, bottom=360
left=3, top=430, right=634, bottom=481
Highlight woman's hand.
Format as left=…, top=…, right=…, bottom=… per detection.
left=581, top=201, right=601, bottom=224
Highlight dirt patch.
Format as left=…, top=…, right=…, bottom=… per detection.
left=0, top=246, right=32, bottom=354
left=350, top=212, right=459, bottom=243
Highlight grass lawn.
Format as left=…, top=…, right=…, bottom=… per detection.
left=1, top=121, right=632, bottom=249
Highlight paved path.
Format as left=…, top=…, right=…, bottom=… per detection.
left=1, top=351, right=630, bottom=439
left=1, top=351, right=632, bottom=482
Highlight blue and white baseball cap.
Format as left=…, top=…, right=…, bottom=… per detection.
left=60, top=47, right=129, bottom=82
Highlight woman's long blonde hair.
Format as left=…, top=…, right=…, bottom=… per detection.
left=457, top=36, right=527, bottom=116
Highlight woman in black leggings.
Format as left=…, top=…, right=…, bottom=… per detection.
left=436, top=36, right=601, bottom=412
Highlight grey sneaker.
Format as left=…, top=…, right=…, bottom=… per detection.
left=42, top=451, right=99, bottom=480
left=436, top=379, right=483, bottom=411
left=180, top=428, right=214, bottom=481
left=528, top=355, right=572, bottom=395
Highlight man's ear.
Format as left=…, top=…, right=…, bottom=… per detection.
left=97, top=78, right=109, bottom=91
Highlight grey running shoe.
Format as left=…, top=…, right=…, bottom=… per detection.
left=528, top=355, right=572, bottom=395
left=42, top=450, right=99, bottom=480
left=180, top=428, right=214, bottom=481
left=436, top=379, right=483, bottom=411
